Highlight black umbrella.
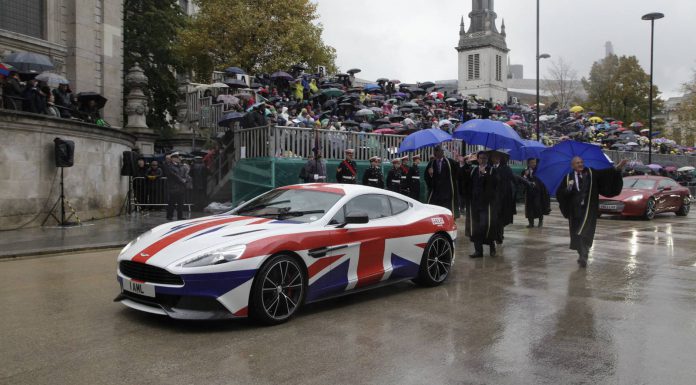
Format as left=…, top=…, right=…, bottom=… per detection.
left=323, top=99, right=337, bottom=109
left=374, top=118, right=390, bottom=125
left=388, top=114, right=405, bottom=122
left=376, top=78, right=389, bottom=83
left=339, top=102, right=354, bottom=108
left=270, top=71, right=293, bottom=81
left=359, top=123, right=373, bottom=131
left=250, top=82, right=263, bottom=88
left=77, top=92, right=107, bottom=109
left=4, top=52, right=54, bottom=73
left=399, top=107, right=413, bottom=113
left=343, top=120, right=360, bottom=127
left=408, top=88, right=427, bottom=95
left=347, top=68, right=361, bottom=75
left=224, top=66, right=245, bottom=75
left=225, top=78, right=248, bottom=88
left=419, top=81, right=435, bottom=89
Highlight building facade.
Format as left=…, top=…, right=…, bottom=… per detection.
left=456, top=0, right=509, bottom=102
left=0, top=0, right=124, bottom=127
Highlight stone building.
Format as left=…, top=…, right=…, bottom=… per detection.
left=456, top=0, right=509, bottom=102
left=0, top=0, right=124, bottom=127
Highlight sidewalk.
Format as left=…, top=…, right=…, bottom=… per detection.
left=0, top=212, right=205, bottom=259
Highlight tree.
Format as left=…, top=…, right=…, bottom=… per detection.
left=124, top=0, right=187, bottom=137
left=582, top=54, right=663, bottom=124
left=544, top=57, right=580, bottom=109
left=178, top=0, right=337, bottom=83
left=676, top=71, right=696, bottom=146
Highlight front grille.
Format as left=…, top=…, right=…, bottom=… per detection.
left=121, top=291, right=229, bottom=312
left=119, top=261, right=183, bottom=285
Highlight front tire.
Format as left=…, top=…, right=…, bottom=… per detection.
left=249, top=254, right=306, bottom=325
left=676, top=196, right=691, bottom=216
left=414, top=234, right=453, bottom=287
left=644, top=198, right=656, bottom=220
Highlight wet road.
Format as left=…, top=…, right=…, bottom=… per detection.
left=2, top=207, right=696, bottom=385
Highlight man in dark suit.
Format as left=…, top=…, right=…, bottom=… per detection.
left=425, top=146, right=459, bottom=217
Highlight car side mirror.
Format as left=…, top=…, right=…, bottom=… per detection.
left=337, top=211, right=369, bottom=228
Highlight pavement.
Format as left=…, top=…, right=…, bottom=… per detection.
left=2, top=206, right=696, bottom=384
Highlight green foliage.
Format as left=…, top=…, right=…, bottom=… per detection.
left=178, top=0, right=337, bottom=83
left=582, top=54, right=663, bottom=124
left=677, top=71, right=696, bottom=145
left=124, top=0, right=187, bottom=136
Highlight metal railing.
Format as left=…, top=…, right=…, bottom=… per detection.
left=604, top=150, right=696, bottom=167
left=131, top=176, right=193, bottom=216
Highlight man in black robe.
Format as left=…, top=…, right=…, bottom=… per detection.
left=425, top=146, right=459, bottom=217
left=386, top=158, right=403, bottom=193
left=521, top=158, right=550, bottom=227
left=408, top=154, right=422, bottom=201
left=489, top=151, right=516, bottom=244
left=461, top=151, right=499, bottom=258
left=362, top=156, right=384, bottom=188
left=336, top=149, right=357, bottom=184
left=556, top=156, right=627, bottom=267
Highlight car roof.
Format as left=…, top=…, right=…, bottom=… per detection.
left=624, top=175, right=666, bottom=181
left=281, top=183, right=417, bottom=200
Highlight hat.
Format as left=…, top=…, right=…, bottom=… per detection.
left=369, top=156, right=381, bottom=162
left=391, top=158, right=401, bottom=164
left=171, top=152, right=180, bottom=158
left=412, top=154, right=421, bottom=160
left=401, top=155, right=409, bottom=161
left=345, top=149, right=355, bottom=154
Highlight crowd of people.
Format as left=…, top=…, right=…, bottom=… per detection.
left=1, top=70, right=106, bottom=124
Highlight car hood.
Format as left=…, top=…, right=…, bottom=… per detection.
left=601, top=188, right=650, bottom=201
left=117, top=215, right=311, bottom=269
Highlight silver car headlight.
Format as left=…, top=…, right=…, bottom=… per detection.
left=178, top=245, right=247, bottom=268
left=628, top=194, right=644, bottom=202
left=119, top=230, right=152, bottom=256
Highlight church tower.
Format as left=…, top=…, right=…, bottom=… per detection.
left=456, top=0, right=509, bottom=102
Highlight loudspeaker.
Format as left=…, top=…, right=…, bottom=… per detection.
left=120, top=150, right=137, bottom=176
left=54, top=137, right=75, bottom=167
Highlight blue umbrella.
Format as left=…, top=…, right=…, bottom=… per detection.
left=399, top=128, right=452, bottom=153
left=535, top=140, right=613, bottom=196
left=224, top=66, right=245, bottom=75
left=218, top=112, right=246, bottom=127
left=508, top=140, right=546, bottom=161
left=364, top=83, right=381, bottom=91
left=453, top=119, right=524, bottom=151
left=3, top=51, right=54, bottom=73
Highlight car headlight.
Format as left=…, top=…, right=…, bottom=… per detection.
left=178, top=245, right=247, bottom=268
left=119, top=230, right=152, bottom=256
left=627, top=194, right=644, bottom=202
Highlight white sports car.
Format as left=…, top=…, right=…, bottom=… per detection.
left=115, top=183, right=457, bottom=324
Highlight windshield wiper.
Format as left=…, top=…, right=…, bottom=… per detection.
left=250, top=208, right=325, bottom=219
left=236, top=200, right=291, bottom=214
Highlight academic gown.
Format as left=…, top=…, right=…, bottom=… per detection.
left=425, top=157, right=460, bottom=217
left=494, top=164, right=517, bottom=228
left=556, top=167, right=623, bottom=254
left=522, top=168, right=551, bottom=219
left=462, top=165, right=499, bottom=245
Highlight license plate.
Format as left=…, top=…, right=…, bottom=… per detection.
left=600, top=204, right=617, bottom=210
left=123, top=277, right=155, bottom=297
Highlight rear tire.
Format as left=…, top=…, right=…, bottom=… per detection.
left=677, top=196, right=690, bottom=216
left=249, top=254, right=306, bottom=325
left=414, top=234, right=453, bottom=287
left=644, top=198, right=656, bottom=220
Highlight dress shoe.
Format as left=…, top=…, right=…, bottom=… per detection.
left=526, top=224, right=534, bottom=228
left=538, top=220, right=544, bottom=228
left=490, top=248, right=497, bottom=257
left=577, top=258, right=587, bottom=268
left=469, top=253, right=483, bottom=259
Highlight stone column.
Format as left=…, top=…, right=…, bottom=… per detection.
left=124, top=62, right=156, bottom=154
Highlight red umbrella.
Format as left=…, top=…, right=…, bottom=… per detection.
left=506, top=120, right=517, bottom=127
left=374, top=128, right=397, bottom=134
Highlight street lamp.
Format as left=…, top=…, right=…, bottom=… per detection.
left=536, top=53, right=550, bottom=141
left=642, top=12, right=664, bottom=165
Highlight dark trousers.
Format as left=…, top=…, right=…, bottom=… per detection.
left=167, top=190, right=185, bottom=220
left=572, top=233, right=590, bottom=261
left=473, top=209, right=495, bottom=254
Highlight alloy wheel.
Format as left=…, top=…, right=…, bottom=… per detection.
left=261, top=259, right=304, bottom=321
left=426, top=237, right=452, bottom=282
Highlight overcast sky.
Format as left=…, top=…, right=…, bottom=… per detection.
left=314, top=0, right=695, bottom=98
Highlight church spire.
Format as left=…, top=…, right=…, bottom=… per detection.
left=501, top=18, right=506, bottom=36
left=460, top=16, right=466, bottom=35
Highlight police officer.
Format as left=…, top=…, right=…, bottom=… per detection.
left=400, top=155, right=411, bottom=196
left=387, top=158, right=403, bottom=193
left=362, top=156, right=384, bottom=188
left=336, top=148, right=358, bottom=184
left=408, top=154, right=422, bottom=201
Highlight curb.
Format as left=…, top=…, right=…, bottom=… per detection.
left=0, top=242, right=127, bottom=260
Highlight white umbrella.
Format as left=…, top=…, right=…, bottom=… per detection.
left=35, top=71, right=69, bottom=87
left=211, top=82, right=229, bottom=88
left=625, top=142, right=639, bottom=146
left=677, top=166, right=695, bottom=172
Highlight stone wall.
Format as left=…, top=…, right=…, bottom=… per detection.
left=0, top=110, right=135, bottom=230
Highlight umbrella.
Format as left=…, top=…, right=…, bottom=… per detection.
left=625, top=142, right=639, bottom=146
left=355, top=109, right=375, bottom=117
left=218, top=112, right=246, bottom=127
left=535, top=141, right=612, bottom=195
left=211, top=82, right=229, bottom=88
left=225, top=78, right=248, bottom=88
left=374, top=128, right=397, bottom=135
left=646, top=164, right=662, bottom=171
left=347, top=68, right=361, bottom=75
left=233, top=93, right=253, bottom=100
left=3, top=52, right=54, bottom=73
left=270, top=71, right=293, bottom=81
left=569, top=105, right=584, bottom=113
left=506, top=120, right=517, bottom=127
left=677, top=166, right=695, bottom=172
left=77, top=92, right=107, bottom=109
left=0, top=62, right=16, bottom=77
left=376, top=78, right=389, bottom=83
left=35, top=72, right=69, bottom=86
left=664, top=166, right=677, bottom=172
left=453, top=119, right=524, bottom=151
left=630, top=122, right=644, bottom=129
left=389, top=79, right=401, bottom=84
left=373, top=118, right=390, bottom=125
left=323, top=99, right=337, bottom=109
left=388, top=114, right=405, bottom=122
left=508, top=140, right=546, bottom=161
left=408, top=88, right=427, bottom=95
left=224, top=67, right=245, bottom=75
left=364, top=84, right=381, bottom=91
left=322, top=88, right=344, bottom=98
left=342, top=120, right=360, bottom=127
left=419, top=81, right=435, bottom=89
left=399, top=128, right=452, bottom=153
left=588, top=116, right=604, bottom=124
left=359, top=123, right=373, bottom=131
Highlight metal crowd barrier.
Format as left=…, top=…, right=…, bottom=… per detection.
left=130, top=176, right=193, bottom=216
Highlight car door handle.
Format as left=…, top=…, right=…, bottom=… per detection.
left=308, top=244, right=349, bottom=258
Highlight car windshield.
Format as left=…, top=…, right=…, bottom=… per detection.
left=232, top=188, right=342, bottom=223
left=624, top=178, right=655, bottom=190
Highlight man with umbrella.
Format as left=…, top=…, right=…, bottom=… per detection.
left=387, top=158, right=403, bottom=193
left=522, top=158, right=550, bottom=228
left=556, top=157, right=627, bottom=267
left=425, top=145, right=459, bottom=217
left=362, top=156, right=384, bottom=188
left=489, top=151, right=516, bottom=244
left=399, top=155, right=411, bottom=196
left=408, top=154, right=422, bottom=201
left=336, top=149, right=358, bottom=184
left=461, top=151, right=499, bottom=258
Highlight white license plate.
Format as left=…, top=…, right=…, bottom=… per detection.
left=600, top=204, right=618, bottom=210
left=123, top=277, right=155, bottom=297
